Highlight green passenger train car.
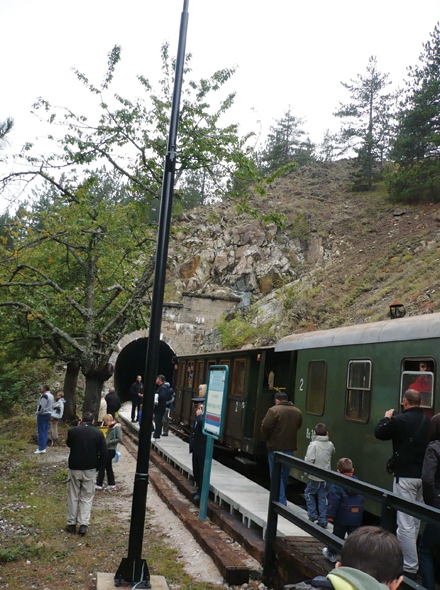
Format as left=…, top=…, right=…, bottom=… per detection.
left=173, top=313, right=438, bottom=500
left=172, top=346, right=292, bottom=458
left=275, top=312, right=438, bottom=494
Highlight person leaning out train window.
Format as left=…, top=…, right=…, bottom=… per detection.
left=409, top=362, right=434, bottom=411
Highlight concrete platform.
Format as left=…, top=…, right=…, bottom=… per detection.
left=118, top=404, right=315, bottom=539
left=97, top=572, right=168, bottom=589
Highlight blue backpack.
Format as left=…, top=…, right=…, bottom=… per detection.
left=165, top=383, right=175, bottom=406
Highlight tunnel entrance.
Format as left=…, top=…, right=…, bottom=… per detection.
left=114, top=338, right=176, bottom=402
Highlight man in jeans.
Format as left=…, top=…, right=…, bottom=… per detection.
left=261, top=392, right=303, bottom=505
left=374, top=389, right=430, bottom=578
left=35, top=385, right=54, bottom=454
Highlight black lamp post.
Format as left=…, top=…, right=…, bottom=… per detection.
left=115, top=1, right=189, bottom=586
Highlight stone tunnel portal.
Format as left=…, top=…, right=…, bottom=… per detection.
left=114, top=338, right=176, bottom=402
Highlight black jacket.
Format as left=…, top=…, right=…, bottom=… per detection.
left=130, top=381, right=144, bottom=400
left=374, top=407, right=430, bottom=478
left=105, top=392, right=121, bottom=415
left=189, top=413, right=207, bottom=456
left=155, top=382, right=168, bottom=413
left=422, top=440, right=440, bottom=508
left=67, top=423, right=108, bottom=471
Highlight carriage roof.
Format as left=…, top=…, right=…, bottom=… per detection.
left=275, top=313, right=440, bottom=352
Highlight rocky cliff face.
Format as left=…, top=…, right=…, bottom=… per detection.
left=166, top=159, right=440, bottom=350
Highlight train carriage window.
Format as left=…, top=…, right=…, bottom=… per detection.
left=345, top=360, right=372, bottom=423
left=177, top=361, right=186, bottom=387
left=401, top=359, right=434, bottom=408
left=306, top=360, right=327, bottom=415
left=206, top=360, right=216, bottom=382
left=232, top=359, right=246, bottom=397
left=194, top=360, right=204, bottom=390
left=187, top=361, right=194, bottom=388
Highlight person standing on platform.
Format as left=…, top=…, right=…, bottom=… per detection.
left=35, top=384, right=54, bottom=454
left=374, top=389, right=430, bottom=578
left=304, top=422, right=335, bottom=527
left=261, top=392, right=303, bottom=506
left=130, top=375, right=144, bottom=423
left=65, top=412, right=107, bottom=536
left=189, top=403, right=207, bottom=503
left=322, top=457, right=364, bottom=563
left=418, top=413, right=440, bottom=590
left=153, top=375, right=168, bottom=440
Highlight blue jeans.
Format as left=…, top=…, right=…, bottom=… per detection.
left=37, top=414, right=51, bottom=451
left=268, top=450, right=293, bottom=506
left=305, top=479, right=328, bottom=524
left=418, top=522, right=440, bottom=590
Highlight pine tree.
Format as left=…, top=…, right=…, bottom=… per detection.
left=334, top=56, right=396, bottom=190
left=0, top=118, right=14, bottom=150
left=387, top=23, right=440, bottom=202
left=260, top=108, right=314, bottom=173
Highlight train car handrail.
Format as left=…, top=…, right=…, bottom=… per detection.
left=263, top=452, right=440, bottom=589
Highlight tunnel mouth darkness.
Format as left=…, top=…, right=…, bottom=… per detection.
left=114, top=338, right=175, bottom=402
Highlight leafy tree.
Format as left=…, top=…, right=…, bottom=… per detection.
left=1, top=44, right=253, bottom=209
left=0, top=44, right=264, bottom=414
left=0, top=43, right=290, bottom=417
left=0, top=178, right=156, bottom=416
left=386, top=23, right=440, bottom=202
left=334, top=56, right=396, bottom=190
left=259, top=108, right=315, bottom=173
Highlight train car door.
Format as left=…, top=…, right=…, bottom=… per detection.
left=223, top=357, right=247, bottom=449
left=174, top=360, right=187, bottom=419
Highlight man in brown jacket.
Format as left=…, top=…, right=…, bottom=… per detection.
left=261, top=392, right=303, bottom=505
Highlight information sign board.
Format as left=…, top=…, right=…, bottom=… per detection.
left=203, top=365, right=228, bottom=440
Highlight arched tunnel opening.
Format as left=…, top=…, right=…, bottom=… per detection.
left=114, top=338, right=176, bottom=403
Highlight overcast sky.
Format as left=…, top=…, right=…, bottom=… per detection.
left=1, top=0, right=439, bottom=209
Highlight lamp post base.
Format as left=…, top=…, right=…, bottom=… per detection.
left=115, top=558, right=151, bottom=588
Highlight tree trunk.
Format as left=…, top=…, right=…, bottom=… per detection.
left=63, top=361, right=80, bottom=422
left=83, top=363, right=114, bottom=420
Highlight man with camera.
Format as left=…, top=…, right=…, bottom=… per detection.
left=374, top=389, right=430, bottom=578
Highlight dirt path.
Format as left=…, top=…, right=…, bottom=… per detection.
left=100, top=443, right=228, bottom=585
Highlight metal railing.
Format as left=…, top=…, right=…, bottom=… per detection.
left=263, top=453, right=440, bottom=589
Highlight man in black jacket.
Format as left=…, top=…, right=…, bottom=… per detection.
left=374, top=389, right=430, bottom=577
left=189, top=403, right=207, bottom=502
left=130, top=375, right=144, bottom=422
left=65, top=412, right=107, bottom=536
left=105, top=387, right=121, bottom=418
left=153, top=375, right=168, bottom=440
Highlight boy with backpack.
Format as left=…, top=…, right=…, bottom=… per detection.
left=322, top=457, right=365, bottom=563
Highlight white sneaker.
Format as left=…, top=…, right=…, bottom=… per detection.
left=322, top=547, right=337, bottom=563
left=95, top=485, right=103, bottom=491
left=34, top=449, right=46, bottom=454
left=107, top=485, right=116, bottom=491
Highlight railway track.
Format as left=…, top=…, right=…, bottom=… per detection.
left=119, top=420, right=263, bottom=586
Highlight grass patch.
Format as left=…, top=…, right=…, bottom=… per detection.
left=0, top=415, right=221, bottom=590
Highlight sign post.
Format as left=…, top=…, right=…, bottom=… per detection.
left=198, top=365, right=228, bottom=521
